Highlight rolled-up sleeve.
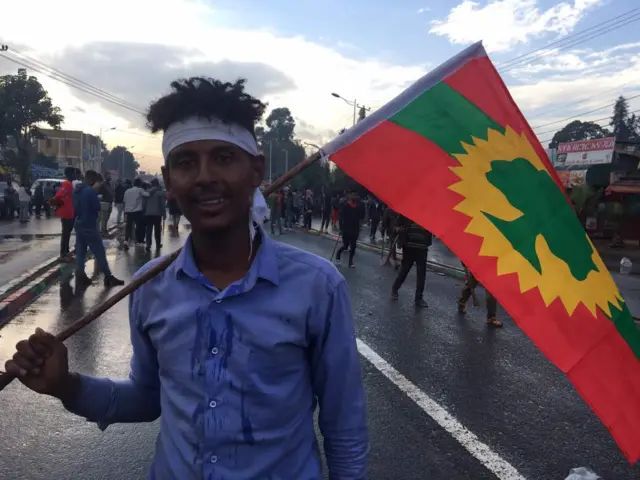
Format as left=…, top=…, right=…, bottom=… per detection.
left=310, top=278, right=369, bottom=479
left=63, top=289, right=161, bottom=429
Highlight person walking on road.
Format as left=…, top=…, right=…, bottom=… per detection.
left=369, top=197, right=382, bottom=242
left=320, top=185, right=332, bottom=233
left=458, top=266, right=503, bottom=327
left=17, top=182, right=31, bottom=223
left=167, top=195, right=181, bottom=232
left=391, top=214, right=431, bottom=308
left=335, top=188, right=363, bottom=268
left=122, top=178, right=145, bottom=249
left=50, top=167, right=76, bottom=262
left=268, top=189, right=282, bottom=235
left=114, top=180, right=127, bottom=224
left=303, top=189, right=313, bottom=230
left=33, top=182, right=44, bottom=218
left=97, top=171, right=114, bottom=235
left=142, top=178, right=165, bottom=252
left=3, top=76, right=369, bottom=480
left=71, top=170, right=124, bottom=288
left=43, top=182, right=54, bottom=218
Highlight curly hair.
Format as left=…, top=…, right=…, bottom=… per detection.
left=146, top=77, right=266, bottom=136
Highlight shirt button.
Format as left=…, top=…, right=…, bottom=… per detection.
left=210, top=455, right=217, bottom=464
left=209, top=400, right=217, bottom=408
left=211, top=347, right=219, bottom=355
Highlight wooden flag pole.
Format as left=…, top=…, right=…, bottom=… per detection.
left=0, top=151, right=323, bottom=392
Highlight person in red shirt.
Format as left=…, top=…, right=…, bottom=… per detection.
left=50, top=167, right=76, bottom=262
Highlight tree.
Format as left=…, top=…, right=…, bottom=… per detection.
left=549, top=120, right=611, bottom=149
left=610, top=96, right=639, bottom=141
left=102, top=146, right=139, bottom=179
left=0, top=68, right=64, bottom=182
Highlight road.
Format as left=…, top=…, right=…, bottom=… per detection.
left=0, top=212, right=118, bottom=288
left=0, top=226, right=638, bottom=479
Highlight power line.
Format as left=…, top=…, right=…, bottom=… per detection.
left=8, top=47, right=145, bottom=112
left=498, top=8, right=640, bottom=71
left=527, top=79, right=639, bottom=121
left=534, top=107, right=640, bottom=139
left=0, top=49, right=145, bottom=116
left=532, top=92, right=640, bottom=130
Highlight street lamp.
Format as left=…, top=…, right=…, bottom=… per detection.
left=331, top=92, right=370, bottom=126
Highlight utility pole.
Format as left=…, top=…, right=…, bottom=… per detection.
left=283, top=149, right=289, bottom=172
left=269, top=141, right=273, bottom=182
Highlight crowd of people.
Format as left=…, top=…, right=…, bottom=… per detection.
left=267, top=183, right=502, bottom=327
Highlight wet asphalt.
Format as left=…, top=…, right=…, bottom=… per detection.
left=0, top=226, right=639, bottom=480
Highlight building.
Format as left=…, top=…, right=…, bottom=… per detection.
left=36, top=129, right=102, bottom=173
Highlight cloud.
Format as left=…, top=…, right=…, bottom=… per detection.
left=429, top=0, right=602, bottom=53
left=503, top=43, right=640, bottom=144
left=50, top=42, right=296, bottom=127
left=418, top=7, right=431, bottom=13
left=0, top=0, right=426, bottom=170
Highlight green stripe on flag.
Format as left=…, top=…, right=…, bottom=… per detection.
left=389, top=82, right=503, bottom=155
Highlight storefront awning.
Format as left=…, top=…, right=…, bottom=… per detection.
left=607, top=179, right=640, bottom=194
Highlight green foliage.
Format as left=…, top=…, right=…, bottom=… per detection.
left=0, top=68, right=64, bottom=182
left=102, top=146, right=139, bottom=179
left=549, top=120, right=611, bottom=149
left=609, top=96, right=640, bottom=141
left=485, top=158, right=597, bottom=281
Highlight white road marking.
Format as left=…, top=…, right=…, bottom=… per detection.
left=356, top=338, right=527, bottom=480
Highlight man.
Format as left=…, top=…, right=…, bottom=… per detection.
left=268, top=189, right=282, bottom=235
left=335, top=188, right=363, bottom=268
left=72, top=170, right=124, bottom=287
left=458, top=267, right=502, bottom=327
left=368, top=197, right=382, bottom=242
left=51, top=167, right=76, bottom=262
left=391, top=214, right=431, bottom=307
left=320, top=185, right=331, bottom=233
left=303, top=189, right=313, bottom=230
left=5, top=77, right=368, bottom=479
left=114, top=179, right=127, bottom=224
left=142, top=178, right=166, bottom=252
left=122, top=178, right=145, bottom=249
left=43, top=182, right=54, bottom=218
left=97, top=171, right=114, bottom=235
left=33, top=182, right=44, bottom=218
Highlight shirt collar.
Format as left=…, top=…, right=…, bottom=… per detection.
left=174, top=227, right=279, bottom=287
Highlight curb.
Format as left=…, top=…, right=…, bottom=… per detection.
left=0, top=262, right=74, bottom=328
left=295, top=226, right=466, bottom=279
left=0, top=223, right=120, bottom=327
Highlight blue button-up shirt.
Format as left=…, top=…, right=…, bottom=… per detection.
left=64, top=232, right=369, bottom=479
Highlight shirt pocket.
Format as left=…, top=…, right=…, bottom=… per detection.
left=247, top=344, right=306, bottom=391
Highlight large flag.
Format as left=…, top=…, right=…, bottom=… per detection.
left=322, top=42, right=640, bottom=463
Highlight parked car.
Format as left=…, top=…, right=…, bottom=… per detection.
left=30, top=178, right=64, bottom=193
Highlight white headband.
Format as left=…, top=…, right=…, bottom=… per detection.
left=162, top=116, right=260, bottom=161
left=162, top=116, right=269, bottom=239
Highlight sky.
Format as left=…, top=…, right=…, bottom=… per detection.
left=1, top=0, right=639, bottom=172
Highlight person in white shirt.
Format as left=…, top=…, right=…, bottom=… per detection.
left=122, top=178, right=145, bottom=249
left=17, top=183, right=32, bottom=223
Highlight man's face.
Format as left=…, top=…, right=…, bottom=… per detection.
left=163, top=139, right=264, bottom=233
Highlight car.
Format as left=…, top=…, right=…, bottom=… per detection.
left=30, top=178, right=64, bottom=193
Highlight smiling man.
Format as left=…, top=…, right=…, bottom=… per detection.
left=5, top=77, right=369, bottom=479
